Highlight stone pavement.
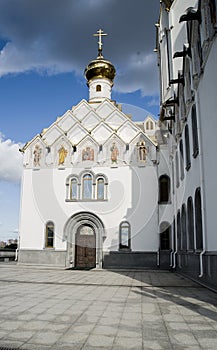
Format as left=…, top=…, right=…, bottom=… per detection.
left=0, top=264, right=217, bottom=350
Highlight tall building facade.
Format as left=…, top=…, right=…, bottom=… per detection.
left=157, top=0, right=217, bottom=289
left=18, top=33, right=161, bottom=269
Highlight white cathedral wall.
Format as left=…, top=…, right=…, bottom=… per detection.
left=19, top=165, right=159, bottom=253
left=196, top=38, right=217, bottom=250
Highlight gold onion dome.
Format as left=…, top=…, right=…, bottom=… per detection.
left=85, top=54, right=116, bottom=84
left=85, top=29, right=116, bottom=85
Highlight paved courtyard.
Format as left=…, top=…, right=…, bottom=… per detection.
left=0, top=264, right=217, bottom=349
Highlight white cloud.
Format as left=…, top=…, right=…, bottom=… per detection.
left=0, top=0, right=160, bottom=97
left=0, top=133, right=23, bottom=183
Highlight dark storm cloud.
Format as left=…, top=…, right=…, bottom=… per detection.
left=0, top=0, right=159, bottom=96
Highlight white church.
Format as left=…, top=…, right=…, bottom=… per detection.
left=19, top=0, right=217, bottom=290
left=19, top=30, right=161, bottom=269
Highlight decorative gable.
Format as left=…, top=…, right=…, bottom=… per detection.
left=81, top=111, right=101, bottom=131
left=67, top=123, right=87, bottom=144
left=25, top=136, right=47, bottom=168
left=41, top=125, right=63, bottom=146
left=91, top=122, right=113, bottom=143
left=117, top=120, right=139, bottom=143
left=51, top=136, right=72, bottom=167
left=57, top=110, right=78, bottom=132
left=72, top=100, right=92, bottom=121
left=105, top=110, right=127, bottom=130
left=102, top=135, right=126, bottom=166
left=95, top=99, right=116, bottom=118
left=76, top=135, right=99, bottom=166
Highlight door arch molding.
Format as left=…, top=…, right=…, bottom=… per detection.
left=64, top=212, right=106, bottom=268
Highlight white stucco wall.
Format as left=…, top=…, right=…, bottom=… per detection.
left=19, top=164, right=159, bottom=253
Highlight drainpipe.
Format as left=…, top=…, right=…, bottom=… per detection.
left=199, top=249, right=205, bottom=278
left=173, top=251, right=177, bottom=269
left=197, top=89, right=207, bottom=279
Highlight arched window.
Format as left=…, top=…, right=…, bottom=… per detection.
left=185, top=125, right=191, bottom=170
left=119, top=222, right=131, bottom=250
left=96, top=177, right=105, bottom=200
left=146, top=121, right=150, bottom=130
left=150, top=121, right=154, bottom=130
left=159, top=175, right=170, bottom=203
left=192, top=105, right=199, bottom=158
left=187, top=197, right=194, bottom=250
left=45, top=221, right=54, bottom=248
left=181, top=204, right=187, bottom=252
left=179, top=140, right=184, bottom=180
left=177, top=211, right=181, bottom=251
left=175, top=152, right=180, bottom=188
left=70, top=178, right=78, bottom=200
left=195, top=188, right=203, bottom=250
left=159, top=222, right=171, bottom=250
left=96, top=84, right=101, bottom=92
left=82, top=174, right=93, bottom=200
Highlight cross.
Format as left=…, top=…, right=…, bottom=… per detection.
left=93, top=29, right=107, bottom=56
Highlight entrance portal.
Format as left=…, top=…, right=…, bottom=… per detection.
left=75, top=225, right=96, bottom=268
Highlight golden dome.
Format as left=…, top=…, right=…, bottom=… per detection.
left=85, top=54, right=116, bottom=84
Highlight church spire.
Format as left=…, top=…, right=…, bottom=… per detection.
left=84, top=29, right=116, bottom=103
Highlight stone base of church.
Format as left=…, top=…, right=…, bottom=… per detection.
left=18, top=249, right=67, bottom=267
left=103, top=251, right=159, bottom=269
left=176, top=252, right=217, bottom=291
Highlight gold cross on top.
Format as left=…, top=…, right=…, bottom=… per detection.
left=93, top=29, right=107, bottom=56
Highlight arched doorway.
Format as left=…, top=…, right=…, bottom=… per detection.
left=64, top=212, right=105, bottom=269
left=75, top=224, right=96, bottom=268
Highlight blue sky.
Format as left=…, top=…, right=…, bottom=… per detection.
left=0, top=0, right=160, bottom=241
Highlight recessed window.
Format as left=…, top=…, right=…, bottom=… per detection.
left=195, top=188, right=203, bottom=250
left=185, top=125, right=191, bottom=170
left=97, top=177, right=105, bottom=200
left=66, top=172, right=108, bottom=201
left=187, top=197, right=194, bottom=250
left=159, top=175, right=170, bottom=203
left=179, top=140, right=184, bottom=180
left=82, top=174, right=93, bottom=200
left=159, top=222, right=170, bottom=250
left=70, top=178, right=78, bottom=200
left=45, top=221, right=54, bottom=248
left=119, top=222, right=131, bottom=250
left=192, top=105, right=199, bottom=158
left=96, top=84, right=101, bottom=92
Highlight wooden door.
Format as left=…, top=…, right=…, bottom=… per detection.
left=75, top=225, right=96, bottom=269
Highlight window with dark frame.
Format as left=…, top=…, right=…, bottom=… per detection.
left=45, top=222, right=54, bottom=248
left=119, top=222, right=131, bottom=250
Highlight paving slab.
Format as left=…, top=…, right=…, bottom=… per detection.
left=0, top=264, right=217, bottom=349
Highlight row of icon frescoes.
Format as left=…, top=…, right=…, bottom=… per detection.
left=33, top=141, right=147, bottom=167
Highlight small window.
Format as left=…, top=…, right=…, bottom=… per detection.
left=146, top=121, right=150, bottom=130
left=195, top=188, right=203, bottom=250
left=179, top=140, right=184, bottom=180
left=185, top=125, right=191, bottom=170
left=150, top=121, right=154, bottom=130
left=159, top=175, right=170, bottom=203
left=45, top=222, right=54, bottom=248
left=96, top=84, right=101, bottom=92
left=70, top=178, right=78, bottom=200
left=119, top=222, right=131, bottom=250
left=181, top=204, right=187, bottom=252
left=159, top=222, right=170, bottom=250
left=82, top=174, right=93, bottom=200
left=187, top=197, right=194, bottom=250
left=176, top=152, right=180, bottom=188
left=192, top=104, right=199, bottom=158
left=97, top=177, right=105, bottom=200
